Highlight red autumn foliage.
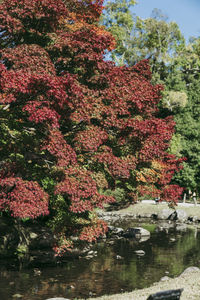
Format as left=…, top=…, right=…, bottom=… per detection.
left=42, top=129, right=77, bottom=168
left=55, top=166, right=115, bottom=214
left=161, top=184, right=184, bottom=203
left=74, top=125, right=108, bottom=152
left=0, top=177, right=49, bottom=218
left=79, top=219, right=108, bottom=242
left=0, top=0, right=184, bottom=251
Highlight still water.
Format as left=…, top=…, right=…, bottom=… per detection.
left=0, top=223, right=200, bottom=300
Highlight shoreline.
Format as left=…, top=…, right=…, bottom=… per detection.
left=97, top=201, right=200, bottom=226
left=88, top=202, right=200, bottom=300
left=86, top=267, right=200, bottom=300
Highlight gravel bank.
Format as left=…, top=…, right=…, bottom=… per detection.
left=87, top=268, right=200, bottom=300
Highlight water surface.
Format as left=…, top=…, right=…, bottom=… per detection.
left=0, top=224, right=200, bottom=299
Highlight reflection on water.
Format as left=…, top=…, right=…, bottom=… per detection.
left=0, top=225, right=200, bottom=299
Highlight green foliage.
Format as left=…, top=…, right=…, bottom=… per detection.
left=168, top=133, right=182, bottom=158
left=102, top=0, right=200, bottom=196
left=16, top=244, right=28, bottom=255
left=101, top=0, right=136, bottom=65
left=102, top=3, right=185, bottom=75
left=104, top=188, right=126, bottom=203
left=168, top=39, right=200, bottom=193
left=41, top=177, right=56, bottom=194
left=162, top=91, right=188, bottom=111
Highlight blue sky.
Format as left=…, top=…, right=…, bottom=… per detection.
left=133, top=0, right=200, bottom=42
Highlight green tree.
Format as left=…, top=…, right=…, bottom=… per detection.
left=170, top=40, right=200, bottom=193
left=101, top=3, right=185, bottom=82
left=102, top=0, right=200, bottom=197
left=100, top=0, right=136, bottom=65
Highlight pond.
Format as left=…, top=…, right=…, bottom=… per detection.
left=0, top=222, right=200, bottom=300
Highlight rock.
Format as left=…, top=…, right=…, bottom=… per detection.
left=29, top=229, right=55, bottom=249
left=192, top=216, right=199, bottom=223
left=134, top=250, right=145, bottom=256
left=191, top=216, right=196, bottom=222
left=138, top=227, right=151, bottom=236
left=116, top=255, right=123, bottom=260
left=179, top=266, right=200, bottom=277
left=33, top=268, right=41, bottom=276
left=151, top=213, right=158, bottom=220
left=102, top=216, right=113, bottom=222
left=138, top=213, right=153, bottom=218
left=160, top=276, right=170, bottom=282
left=167, top=209, right=188, bottom=222
left=169, top=238, right=176, bottom=242
left=66, top=285, right=75, bottom=290
left=156, top=221, right=174, bottom=233
left=123, top=227, right=150, bottom=239
left=176, top=209, right=188, bottom=222
left=85, top=255, right=94, bottom=260
left=30, top=232, right=38, bottom=239
left=139, top=235, right=150, bottom=243
left=12, top=294, right=23, bottom=299
left=107, top=226, right=124, bottom=237
left=70, top=236, right=79, bottom=242
left=168, top=210, right=177, bottom=220
left=89, top=292, right=96, bottom=297
left=45, top=298, right=70, bottom=300
left=107, top=240, right=115, bottom=245
left=157, top=208, right=174, bottom=220
left=85, top=250, right=97, bottom=259
left=62, top=246, right=89, bottom=258
left=176, top=224, right=187, bottom=232
left=123, top=228, right=140, bottom=238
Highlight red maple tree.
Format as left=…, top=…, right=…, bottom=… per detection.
left=0, top=0, right=184, bottom=253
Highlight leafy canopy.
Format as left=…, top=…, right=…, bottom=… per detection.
left=0, top=0, right=183, bottom=254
